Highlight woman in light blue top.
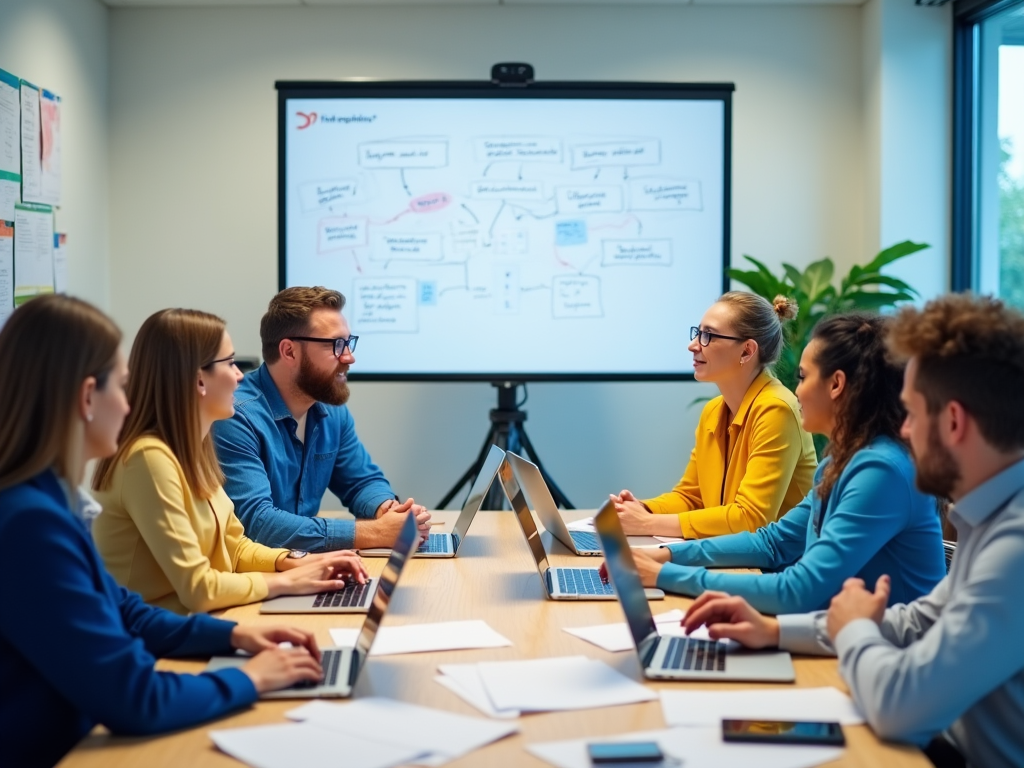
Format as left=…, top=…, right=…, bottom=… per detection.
left=629, top=313, right=947, bottom=615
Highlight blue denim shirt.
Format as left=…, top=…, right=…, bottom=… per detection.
left=212, top=364, right=396, bottom=551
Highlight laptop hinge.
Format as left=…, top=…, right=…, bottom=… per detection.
left=348, top=649, right=362, bottom=687
left=545, top=569, right=555, bottom=595
left=639, top=634, right=659, bottom=667
left=451, top=533, right=460, bottom=553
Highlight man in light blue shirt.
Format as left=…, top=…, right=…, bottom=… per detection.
left=680, top=294, right=1024, bottom=768
left=213, top=287, right=430, bottom=552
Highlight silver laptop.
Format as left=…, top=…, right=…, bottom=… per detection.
left=594, top=502, right=795, bottom=682
left=361, top=444, right=506, bottom=558
left=506, top=452, right=601, bottom=556
left=499, top=461, right=660, bottom=601
left=206, top=512, right=419, bottom=698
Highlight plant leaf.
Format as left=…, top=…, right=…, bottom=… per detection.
left=799, top=258, right=835, bottom=304
left=863, top=241, right=929, bottom=271
left=841, top=290, right=916, bottom=310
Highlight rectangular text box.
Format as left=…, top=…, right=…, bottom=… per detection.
left=556, top=186, right=624, bottom=214
left=357, top=141, right=448, bottom=169
left=601, top=239, right=673, bottom=266
left=351, top=278, right=418, bottom=333
left=570, top=140, right=661, bottom=169
left=628, top=178, right=702, bottom=210
left=371, top=233, right=443, bottom=262
left=474, top=137, right=562, bottom=163
left=318, top=217, right=368, bottom=253
left=553, top=275, right=603, bottom=319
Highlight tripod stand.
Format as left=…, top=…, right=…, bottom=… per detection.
left=436, top=382, right=574, bottom=511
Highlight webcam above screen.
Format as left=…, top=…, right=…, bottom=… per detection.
left=277, top=75, right=733, bottom=382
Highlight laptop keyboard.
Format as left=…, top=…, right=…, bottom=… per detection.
left=417, top=532, right=451, bottom=554
left=661, top=637, right=727, bottom=672
left=312, top=581, right=370, bottom=608
left=292, top=648, right=343, bottom=689
left=555, top=567, right=615, bottom=596
left=569, top=531, right=601, bottom=551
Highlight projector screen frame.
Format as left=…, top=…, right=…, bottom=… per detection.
left=276, top=79, right=734, bottom=382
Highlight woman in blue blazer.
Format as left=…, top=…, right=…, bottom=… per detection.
left=627, top=313, right=947, bottom=614
left=0, top=296, right=325, bottom=768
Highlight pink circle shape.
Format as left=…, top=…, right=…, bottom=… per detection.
left=409, top=192, right=452, bottom=213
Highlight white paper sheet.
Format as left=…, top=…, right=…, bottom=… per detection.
left=209, top=722, right=422, bottom=768
left=0, top=69, right=19, bottom=176
left=39, top=90, right=60, bottom=206
left=287, top=697, right=517, bottom=765
left=13, top=203, right=53, bottom=302
left=52, top=232, right=67, bottom=293
left=661, top=687, right=864, bottom=727
left=563, top=610, right=712, bottom=653
left=435, top=666, right=521, bottom=719
left=0, top=176, right=17, bottom=222
left=19, top=82, right=42, bottom=204
left=329, top=620, right=512, bottom=656
left=477, top=655, right=657, bottom=712
left=527, top=726, right=844, bottom=768
left=0, top=221, right=13, bottom=326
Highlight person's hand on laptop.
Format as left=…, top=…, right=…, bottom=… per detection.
left=373, top=498, right=431, bottom=544
left=611, top=489, right=683, bottom=537
left=264, top=558, right=361, bottom=598
left=681, top=591, right=780, bottom=649
left=826, top=575, right=890, bottom=641
left=357, top=499, right=431, bottom=548
left=240, top=645, right=323, bottom=693
left=631, top=547, right=670, bottom=587
left=230, top=625, right=321, bottom=660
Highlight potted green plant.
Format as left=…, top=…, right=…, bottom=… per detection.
left=728, top=240, right=928, bottom=394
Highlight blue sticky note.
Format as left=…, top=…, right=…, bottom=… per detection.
left=555, top=220, right=587, bottom=247
left=419, top=281, right=437, bottom=306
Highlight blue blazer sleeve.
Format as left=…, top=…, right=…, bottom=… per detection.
left=213, top=410, right=355, bottom=551
left=656, top=457, right=913, bottom=615
left=662, top=494, right=813, bottom=570
left=0, top=503, right=258, bottom=735
left=327, top=406, right=396, bottom=520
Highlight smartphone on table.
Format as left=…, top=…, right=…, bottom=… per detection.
left=588, top=741, right=668, bottom=766
left=721, top=719, right=846, bottom=746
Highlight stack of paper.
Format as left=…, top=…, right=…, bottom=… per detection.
left=527, top=726, right=845, bottom=768
left=563, top=609, right=713, bottom=653
left=660, top=687, right=864, bottom=727
left=435, top=655, right=656, bottom=718
left=210, top=697, right=517, bottom=768
left=328, top=620, right=512, bottom=656
left=288, top=698, right=518, bottom=766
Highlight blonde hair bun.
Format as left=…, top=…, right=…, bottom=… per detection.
left=772, top=295, right=798, bottom=322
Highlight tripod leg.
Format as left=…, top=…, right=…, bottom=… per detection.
left=436, top=425, right=500, bottom=509
left=515, top=425, right=575, bottom=509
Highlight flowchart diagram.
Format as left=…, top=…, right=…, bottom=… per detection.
left=293, top=133, right=708, bottom=336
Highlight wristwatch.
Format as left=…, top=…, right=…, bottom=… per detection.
left=285, top=550, right=309, bottom=560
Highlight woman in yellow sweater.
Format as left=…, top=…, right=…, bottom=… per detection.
left=614, top=292, right=817, bottom=538
left=93, top=309, right=367, bottom=615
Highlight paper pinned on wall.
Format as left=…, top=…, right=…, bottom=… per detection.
left=13, top=202, right=54, bottom=304
left=53, top=232, right=67, bottom=293
left=0, top=221, right=14, bottom=327
left=39, top=90, right=61, bottom=206
left=0, top=68, right=19, bottom=178
left=19, top=81, right=42, bottom=205
left=0, top=172, right=17, bottom=222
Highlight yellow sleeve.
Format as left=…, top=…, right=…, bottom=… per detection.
left=224, top=510, right=287, bottom=573
left=642, top=443, right=703, bottom=519
left=675, top=400, right=806, bottom=538
left=119, top=446, right=270, bottom=612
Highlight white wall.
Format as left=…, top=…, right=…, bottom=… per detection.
left=105, top=4, right=939, bottom=508
left=0, top=0, right=110, bottom=309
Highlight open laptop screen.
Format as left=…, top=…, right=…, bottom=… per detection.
left=451, top=444, right=506, bottom=545
left=354, top=512, right=419, bottom=661
left=498, top=459, right=551, bottom=575
left=594, top=502, right=660, bottom=654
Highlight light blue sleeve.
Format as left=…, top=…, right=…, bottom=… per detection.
left=657, top=458, right=912, bottom=615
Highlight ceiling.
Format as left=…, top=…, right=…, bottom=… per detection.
left=101, top=0, right=866, bottom=8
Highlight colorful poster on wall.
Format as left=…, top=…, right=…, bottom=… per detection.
left=19, top=80, right=43, bottom=205
left=40, top=90, right=61, bottom=206
left=53, top=232, right=67, bottom=293
left=0, top=220, right=13, bottom=326
left=13, top=202, right=54, bottom=304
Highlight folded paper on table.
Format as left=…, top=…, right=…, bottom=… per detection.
left=435, top=673, right=521, bottom=719
left=527, top=726, right=845, bottom=768
left=660, top=686, right=865, bottom=727
left=477, top=655, right=657, bottom=712
left=328, top=620, right=512, bottom=656
left=287, top=697, right=517, bottom=765
left=563, top=611, right=711, bottom=653
left=210, top=722, right=422, bottom=768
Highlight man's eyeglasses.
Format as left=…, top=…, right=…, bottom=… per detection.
left=690, top=326, right=745, bottom=347
left=287, top=335, right=359, bottom=357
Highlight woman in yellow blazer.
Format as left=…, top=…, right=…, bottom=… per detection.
left=93, top=309, right=367, bottom=615
left=614, top=292, right=817, bottom=538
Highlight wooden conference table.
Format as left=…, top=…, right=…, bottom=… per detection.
left=60, top=509, right=928, bottom=768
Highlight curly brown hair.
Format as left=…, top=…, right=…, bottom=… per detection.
left=811, top=313, right=906, bottom=501
left=260, top=286, right=345, bottom=363
left=886, top=293, right=1024, bottom=452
